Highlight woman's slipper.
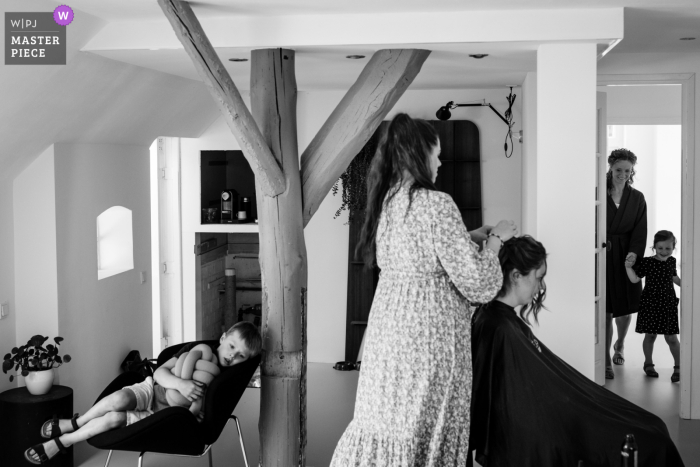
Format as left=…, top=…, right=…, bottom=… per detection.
left=671, top=366, right=680, bottom=383
left=40, top=413, right=79, bottom=439
left=612, top=349, right=625, bottom=365
left=24, top=438, right=66, bottom=465
left=605, top=366, right=614, bottom=379
left=644, top=364, right=659, bottom=378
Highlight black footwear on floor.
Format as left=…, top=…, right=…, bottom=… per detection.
left=671, top=366, right=680, bottom=383
left=643, top=364, right=659, bottom=378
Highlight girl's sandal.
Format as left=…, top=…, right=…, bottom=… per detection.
left=671, top=366, right=680, bottom=383
left=644, top=364, right=659, bottom=378
left=24, top=438, right=67, bottom=465
left=40, top=413, right=79, bottom=439
left=605, top=366, right=615, bottom=380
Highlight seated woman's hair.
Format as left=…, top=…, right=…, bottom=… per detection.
left=227, top=321, right=262, bottom=356
left=357, top=113, right=439, bottom=267
left=496, top=235, right=548, bottom=324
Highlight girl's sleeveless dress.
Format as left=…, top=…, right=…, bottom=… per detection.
left=634, top=255, right=680, bottom=335
left=330, top=186, right=502, bottom=467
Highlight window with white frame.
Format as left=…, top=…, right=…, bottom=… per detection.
left=97, top=206, right=134, bottom=280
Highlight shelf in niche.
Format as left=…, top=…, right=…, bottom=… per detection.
left=195, top=223, right=259, bottom=233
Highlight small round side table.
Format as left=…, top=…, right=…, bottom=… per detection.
left=0, top=385, right=73, bottom=466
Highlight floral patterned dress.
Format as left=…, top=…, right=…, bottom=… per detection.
left=330, top=186, right=503, bottom=467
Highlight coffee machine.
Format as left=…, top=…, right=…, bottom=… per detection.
left=220, top=189, right=238, bottom=223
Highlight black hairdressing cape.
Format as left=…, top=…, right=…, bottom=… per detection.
left=468, top=300, right=684, bottom=467
left=607, top=183, right=647, bottom=317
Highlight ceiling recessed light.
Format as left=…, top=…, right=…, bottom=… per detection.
left=228, top=58, right=248, bottom=62
left=346, top=55, right=366, bottom=59
left=469, top=54, right=489, bottom=59
left=680, top=37, right=696, bottom=41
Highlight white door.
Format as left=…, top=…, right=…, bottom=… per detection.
left=594, top=92, right=607, bottom=385
left=157, top=137, right=184, bottom=351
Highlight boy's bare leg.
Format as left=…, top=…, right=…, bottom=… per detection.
left=27, top=390, right=136, bottom=462
left=46, top=388, right=138, bottom=436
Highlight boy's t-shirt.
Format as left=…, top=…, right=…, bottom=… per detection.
left=152, top=341, right=221, bottom=412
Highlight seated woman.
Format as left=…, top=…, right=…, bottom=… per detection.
left=468, top=236, right=684, bottom=467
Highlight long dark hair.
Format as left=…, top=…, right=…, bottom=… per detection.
left=606, top=148, right=637, bottom=191
left=496, top=235, right=548, bottom=324
left=356, top=113, right=439, bottom=267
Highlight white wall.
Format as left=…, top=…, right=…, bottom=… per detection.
left=180, top=88, right=522, bottom=363
left=13, top=146, right=60, bottom=347
left=602, top=84, right=682, bottom=125
left=534, top=43, right=597, bottom=378
left=53, top=142, right=152, bottom=464
left=521, top=72, right=538, bottom=237
left=0, top=182, right=16, bottom=393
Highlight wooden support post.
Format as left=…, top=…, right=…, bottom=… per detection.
left=251, top=48, right=308, bottom=467
left=300, top=49, right=430, bottom=226
left=157, top=0, right=285, bottom=197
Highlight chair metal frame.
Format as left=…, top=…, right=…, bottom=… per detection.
left=101, top=415, right=249, bottom=467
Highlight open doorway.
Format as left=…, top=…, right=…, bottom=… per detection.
left=596, top=80, right=692, bottom=426
left=607, top=123, right=682, bottom=373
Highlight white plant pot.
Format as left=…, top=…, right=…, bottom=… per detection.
left=25, top=369, right=54, bottom=395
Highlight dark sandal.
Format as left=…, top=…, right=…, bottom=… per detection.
left=40, top=413, right=79, bottom=439
left=605, top=366, right=614, bottom=379
left=672, top=366, right=680, bottom=383
left=24, top=438, right=66, bottom=465
left=612, top=350, right=625, bottom=365
left=644, top=364, right=659, bottom=378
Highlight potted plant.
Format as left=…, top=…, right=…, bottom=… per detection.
left=2, top=335, right=72, bottom=395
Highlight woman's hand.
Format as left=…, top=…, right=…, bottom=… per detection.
left=491, top=220, right=518, bottom=242
left=626, top=252, right=637, bottom=263
left=624, top=258, right=636, bottom=269
left=469, top=225, right=493, bottom=244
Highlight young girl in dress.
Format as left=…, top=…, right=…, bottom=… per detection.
left=625, top=230, right=681, bottom=382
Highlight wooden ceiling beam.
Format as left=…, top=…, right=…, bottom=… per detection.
left=300, top=49, right=430, bottom=226
left=157, top=0, right=286, bottom=197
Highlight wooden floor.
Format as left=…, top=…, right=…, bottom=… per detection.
left=604, top=313, right=700, bottom=467
left=75, top=318, right=699, bottom=466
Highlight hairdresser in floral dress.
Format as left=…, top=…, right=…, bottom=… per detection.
left=330, top=113, right=517, bottom=467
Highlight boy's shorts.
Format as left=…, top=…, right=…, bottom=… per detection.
left=123, top=377, right=156, bottom=426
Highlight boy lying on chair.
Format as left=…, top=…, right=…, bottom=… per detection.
left=24, top=322, right=262, bottom=465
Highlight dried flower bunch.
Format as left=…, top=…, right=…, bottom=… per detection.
left=332, top=133, right=379, bottom=223
left=3, top=335, right=72, bottom=382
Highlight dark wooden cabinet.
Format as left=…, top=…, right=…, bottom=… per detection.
left=344, top=120, right=482, bottom=361
left=432, top=120, right=483, bottom=230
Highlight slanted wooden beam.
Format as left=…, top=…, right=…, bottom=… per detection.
left=300, top=49, right=430, bottom=225
left=157, top=0, right=285, bottom=197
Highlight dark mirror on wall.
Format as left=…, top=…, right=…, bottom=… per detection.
left=200, top=150, right=257, bottom=224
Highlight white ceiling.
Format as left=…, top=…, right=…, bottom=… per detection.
left=52, top=0, right=700, bottom=90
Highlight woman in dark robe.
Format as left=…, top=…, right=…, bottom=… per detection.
left=468, top=236, right=684, bottom=467
left=606, top=148, right=647, bottom=379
